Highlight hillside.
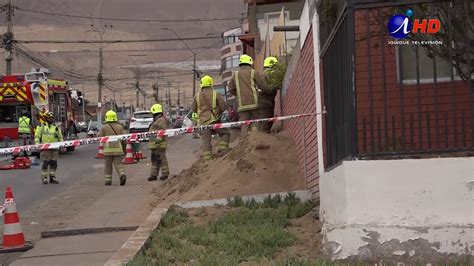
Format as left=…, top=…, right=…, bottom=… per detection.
left=0, top=0, right=244, bottom=106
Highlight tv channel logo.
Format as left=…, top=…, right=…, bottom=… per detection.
left=387, top=9, right=441, bottom=39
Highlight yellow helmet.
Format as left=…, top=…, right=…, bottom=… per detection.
left=264, top=56, right=278, bottom=68
left=239, top=54, right=253, bottom=65
left=200, top=75, right=214, bottom=88
left=105, top=110, right=117, bottom=122
left=150, top=103, right=163, bottom=114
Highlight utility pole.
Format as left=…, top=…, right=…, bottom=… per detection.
left=192, top=53, right=196, bottom=97
left=90, top=24, right=112, bottom=129
left=82, top=85, right=86, bottom=122
left=3, top=0, right=14, bottom=75
left=176, top=81, right=183, bottom=108
left=135, top=81, right=140, bottom=109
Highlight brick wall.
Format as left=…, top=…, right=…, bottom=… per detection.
left=276, top=27, right=319, bottom=198
left=355, top=9, right=473, bottom=153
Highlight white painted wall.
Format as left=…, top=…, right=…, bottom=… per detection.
left=311, top=5, right=325, bottom=177
left=321, top=157, right=474, bottom=259
left=299, top=0, right=310, bottom=48
left=321, top=157, right=474, bottom=226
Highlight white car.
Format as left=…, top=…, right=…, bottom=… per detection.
left=182, top=111, right=193, bottom=128
left=129, top=111, right=153, bottom=133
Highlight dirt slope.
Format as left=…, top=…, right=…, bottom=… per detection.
left=156, top=131, right=305, bottom=203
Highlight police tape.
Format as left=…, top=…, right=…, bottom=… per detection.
left=0, top=113, right=317, bottom=157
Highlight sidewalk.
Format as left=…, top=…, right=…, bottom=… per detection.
left=11, top=135, right=200, bottom=266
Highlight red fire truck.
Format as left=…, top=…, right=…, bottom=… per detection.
left=0, top=69, right=81, bottom=152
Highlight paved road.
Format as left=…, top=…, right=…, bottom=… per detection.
left=0, top=145, right=101, bottom=213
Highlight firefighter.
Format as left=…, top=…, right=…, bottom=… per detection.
left=228, top=54, right=270, bottom=136
left=192, top=75, right=230, bottom=160
left=191, top=112, right=199, bottom=138
left=98, top=110, right=127, bottom=186
left=148, top=103, right=169, bottom=181
left=18, top=110, right=32, bottom=156
left=35, top=111, right=63, bottom=184
left=260, top=56, right=279, bottom=132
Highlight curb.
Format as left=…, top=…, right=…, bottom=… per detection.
left=104, top=207, right=168, bottom=266
left=175, top=190, right=312, bottom=209
left=104, top=190, right=311, bottom=265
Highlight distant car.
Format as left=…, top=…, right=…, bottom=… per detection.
left=182, top=111, right=193, bottom=128
left=129, top=111, right=153, bottom=133
left=173, top=115, right=184, bottom=128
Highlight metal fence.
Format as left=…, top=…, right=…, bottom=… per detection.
left=321, top=0, right=474, bottom=168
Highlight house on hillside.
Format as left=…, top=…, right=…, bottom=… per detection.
left=241, top=0, right=473, bottom=260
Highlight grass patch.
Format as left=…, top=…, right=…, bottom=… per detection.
left=128, top=194, right=318, bottom=265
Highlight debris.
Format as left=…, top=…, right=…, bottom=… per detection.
left=156, top=132, right=304, bottom=203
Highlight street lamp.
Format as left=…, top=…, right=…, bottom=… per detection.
left=161, top=27, right=197, bottom=97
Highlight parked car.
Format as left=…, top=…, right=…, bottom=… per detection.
left=182, top=111, right=193, bottom=128
left=87, top=120, right=98, bottom=138
left=129, top=111, right=153, bottom=133
left=173, top=115, right=184, bottom=128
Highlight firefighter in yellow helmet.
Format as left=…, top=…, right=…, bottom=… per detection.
left=260, top=56, right=279, bottom=132
left=34, top=111, right=63, bottom=184
left=98, top=110, right=127, bottom=186
left=228, top=54, right=271, bottom=136
left=148, top=103, right=169, bottom=181
left=192, top=75, right=230, bottom=160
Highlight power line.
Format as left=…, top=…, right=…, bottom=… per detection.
left=16, top=35, right=221, bottom=44
left=14, top=6, right=241, bottom=23
left=34, top=45, right=221, bottom=54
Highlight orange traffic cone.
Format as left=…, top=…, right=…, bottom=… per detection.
left=134, top=141, right=147, bottom=161
left=122, top=141, right=136, bottom=164
left=95, top=142, right=105, bottom=159
left=0, top=187, right=33, bottom=253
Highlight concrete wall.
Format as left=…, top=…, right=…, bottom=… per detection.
left=320, top=157, right=474, bottom=259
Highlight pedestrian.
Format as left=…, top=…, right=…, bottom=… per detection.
left=34, top=111, right=63, bottom=184
left=98, top=110, right=127, bottom=186
left=192, top=75, right=230, bottom=160
left=148, top=103, right=169, bottom=181
left=228, top=54, right=271, bottom=136
left=18, top=110, right=32, bottom=156
left=260, top=56, right=279, bottom=132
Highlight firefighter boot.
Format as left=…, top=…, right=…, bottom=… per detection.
left=120, top=175, right=127, bottom=186
left=49, top=176, right=59, bottom=184
left=159, top=175, right=168, bottom=181
left=41, top=177, right=48, bottom=185
left=148, top=176, right=158, bottom=181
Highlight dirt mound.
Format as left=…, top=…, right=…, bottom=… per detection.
left=156, top=131, right=305, bottom=203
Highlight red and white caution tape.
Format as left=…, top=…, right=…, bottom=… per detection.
left=0, top=113, right=317, bottom=157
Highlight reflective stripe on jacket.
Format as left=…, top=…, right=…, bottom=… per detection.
left=18, top=116, right=30, bottom=134
left=148, top=116, right=167, bottom=150
left=235, top=70, right=258, bottom=112
left=98, top=122, right=125, bottom=156
left=196, top=90, right=217, bottom=126
left=34, top=123, right=63, bottom=145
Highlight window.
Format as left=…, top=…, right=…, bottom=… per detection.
left=222, top=55, right=240, bottom=71
left=399, top=45, right=453, bottom=84
left=0, top=106, right=17, bottom=123
left=223, top=35, right=238, bottom=45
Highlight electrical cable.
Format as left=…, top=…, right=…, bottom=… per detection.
left=15, top=6, right=241, bottom=23
left=16, top=35, right=221, bottom=44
